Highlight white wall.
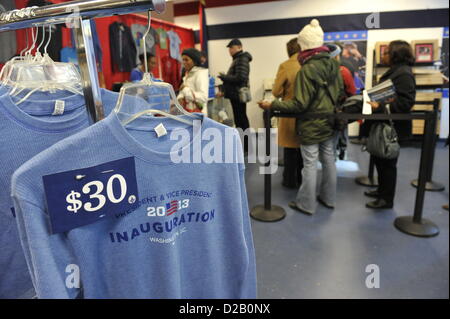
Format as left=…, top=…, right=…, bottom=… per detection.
left=174, top=14, right=198, bottom=30
left=209, top=35, right=298, bottom=129
left=206, top=0, right=449, bottom=25
left=176, top=0, right=449, bottom=29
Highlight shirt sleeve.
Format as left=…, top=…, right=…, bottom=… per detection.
left=233, top=132, right=257, bottom=299
left=272, top=66, right=316, bottom=114
left=340, top=66, right=357, bottom=96
left=192, top=69, right=210, bottom=106
left=12, top=192, right=81, bottom=299
left=130, top=69, right=142, bottom=82
left=238, top=168, right=257, bottom=299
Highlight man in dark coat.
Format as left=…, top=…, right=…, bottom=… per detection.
left=219, top=39, right=252, bottom=133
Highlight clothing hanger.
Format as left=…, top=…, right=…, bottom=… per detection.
left=0, top=27, right=35, bottom=84
left=114, top=10, right=198, bottom=126
left=6, top=24, right=83, bottom=103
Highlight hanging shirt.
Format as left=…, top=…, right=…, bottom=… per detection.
left=130, top=67, right=144, bottom=82
left=0, top=88, right=120, bottom=299
left=11, top=113, right=257, bottom=299
left=167, top=30, right=182, bottom=61
left=157, top=28, right=168, bottom=50
left=131, top=24, right=159, bottom=60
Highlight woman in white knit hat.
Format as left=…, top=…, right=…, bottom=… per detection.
left=259, top=19, right=343, bottom=215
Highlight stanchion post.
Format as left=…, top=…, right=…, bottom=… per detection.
left=250, top=110, right=286, bottom=222
left=264, top=110, right=272, bottom=210
left=411, top=98, right=445, bottom=192
left=355, top=156, right=379, bottom=187
left=395, top=111, right=440, bottom=237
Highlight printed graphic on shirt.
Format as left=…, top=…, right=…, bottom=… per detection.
left=43, top=157, right=139, bottom=234
left=109, top=189, right=216, bottom=245
left=157, top=28, right=168, bottom=50
left=131, top=24, right=159, bottom=57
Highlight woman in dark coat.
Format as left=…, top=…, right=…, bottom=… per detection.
left=365, top=40, right=416, bottom=209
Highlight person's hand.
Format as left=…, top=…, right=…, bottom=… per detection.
left=258, top=100, right=272, bottom=110
left=366, top=101, right=380, bottom=110
left=350, top=48, right=362, bottom=59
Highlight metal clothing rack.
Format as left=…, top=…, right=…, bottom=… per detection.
left=0, top=0, right=166, bottom=123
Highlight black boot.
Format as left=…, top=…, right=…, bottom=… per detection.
left=366, top=199, right=393, bottom=209
left=364, top=190, right=380, bottom=198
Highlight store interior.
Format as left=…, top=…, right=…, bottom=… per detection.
left=0, top=0, right=448, bottom=299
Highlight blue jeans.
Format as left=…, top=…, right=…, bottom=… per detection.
left=296, top=137, right=337, bottom=214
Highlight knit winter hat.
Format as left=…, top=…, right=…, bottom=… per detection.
left=297, top=19, right=324, bottom=51
left=182, top=48, right=202, bottom=66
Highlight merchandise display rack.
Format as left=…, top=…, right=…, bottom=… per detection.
left=0, top=0, right=166, bottom=123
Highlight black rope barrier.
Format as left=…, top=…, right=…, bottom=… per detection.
left=250, top=103, right=440, bottom=238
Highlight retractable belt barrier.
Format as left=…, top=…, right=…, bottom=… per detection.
left=251, top=99, right=441, bottom=238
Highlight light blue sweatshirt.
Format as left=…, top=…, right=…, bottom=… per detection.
left=11, top=112, right=257, bottom=299
left=0, top=88, right=119, bottom=299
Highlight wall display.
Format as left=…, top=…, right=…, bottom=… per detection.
left=411, top=39, right=440, bottom=63
left=375, top=42, right=390, bottom=66
left=325, top=31, right=368, bottom=92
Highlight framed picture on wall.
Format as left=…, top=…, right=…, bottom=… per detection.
left=375, top=42, right=390, bottom=65
left=415, top=44, right=434, bottom=62
left=411, top=39, right=440, bottom=63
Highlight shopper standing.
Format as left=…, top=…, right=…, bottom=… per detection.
left=365, top=40, right=416, bottom=209
left=272, top=38, right=303, bottom=189
left=259, top=19, right=343, bottom=215
left=130, top=53, right=158, bottom=82
left=177, top=48, right=209, bottom=113
left=219, top=39, right=252, bottom=133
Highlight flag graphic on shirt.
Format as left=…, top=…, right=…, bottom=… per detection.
left=166, top=201, right=179, bottom=216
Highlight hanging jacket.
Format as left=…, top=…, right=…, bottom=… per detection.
left=220, top=51, right=253, bottom=101
left=109, top=22, right=137, bottom=73
left=272, top=52, right=343, bottom=145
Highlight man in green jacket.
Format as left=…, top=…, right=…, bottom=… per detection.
left=259, top=19, right=343, bottom=215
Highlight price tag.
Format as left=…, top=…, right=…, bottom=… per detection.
left=43, top=157, right=139, bottom=234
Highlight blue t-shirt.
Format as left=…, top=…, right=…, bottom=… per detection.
left=0, top=88, right=119, bottom=299
left=130, top=68, right=144, bottom=82
left=11, top=113, right=257, bottom=299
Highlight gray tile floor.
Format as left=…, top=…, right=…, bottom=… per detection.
left=246, top=142, right=449, bottom=299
